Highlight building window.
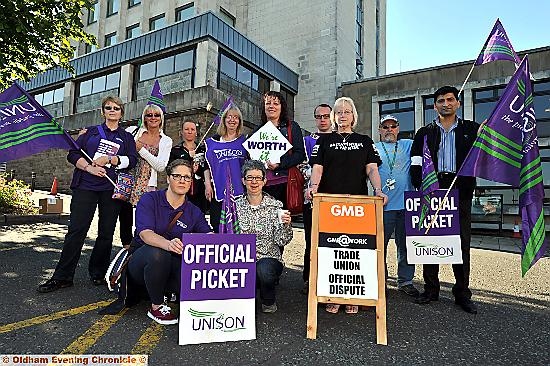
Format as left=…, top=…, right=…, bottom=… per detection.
left=473, top=86, right=505, bottom=123
left=34, top=87, right=64, bottom=106
left=219, top=7, right=235, bottom=27
left=219, top=53, right=264, bottom=91
left=128, top=0, right=141, bottom=8
left=84, top=43, right=97, bottom=54
left=149, top=14, right=166, bottom=31
left=87, top=1, right=99, bottom=24
left=423, top=92, right=464, bottom=125
left=176, top=3, right=194, bottom=21
left=534, top=79, right=550, bottom=138
left=379, top=98, right=415, bottom=139
left=126, top=24, right=140, bottom=39
left=104, top=32, right=117, bottom=47
left=138, top=50, right=194, bottom=82
left=106, top=0, right=119, bottom=16
left=78, top=71, right=120, bottom=97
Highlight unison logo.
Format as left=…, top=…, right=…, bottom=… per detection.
left=189, top=308, right=246, bottom=333
left=412, top=241, right=453, bottom=258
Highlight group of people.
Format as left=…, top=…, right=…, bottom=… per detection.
left=37, top=84, right=479, bottom=326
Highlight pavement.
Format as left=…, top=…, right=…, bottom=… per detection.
left=0, top=192, right=548, bottom=365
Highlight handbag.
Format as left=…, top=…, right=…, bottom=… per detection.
left=285, top=123, right=305, bottom=215
left=112, top=172, right=135, bottom=201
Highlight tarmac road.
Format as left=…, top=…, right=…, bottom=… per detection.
left=0, top=217, right=549, bottom=365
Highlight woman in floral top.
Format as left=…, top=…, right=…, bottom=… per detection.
left=235, top=160, right=293, bottom=313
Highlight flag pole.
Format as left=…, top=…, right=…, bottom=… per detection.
left=458, top=63, right=476, bottom=96
left=79, top=148, right=117, bottom=187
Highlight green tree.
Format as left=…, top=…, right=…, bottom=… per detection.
left=0, top=0, right=96, bottom=89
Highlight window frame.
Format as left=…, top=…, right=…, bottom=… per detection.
left=149, top=13, right=166, bottom=31
left=87, top=1, right=99, bottom=25
left=104, top=32, right=117, bottom=47
left=378, top=98, right=416, bottom=139
left=125, top=23, right=140, bottom=40
left=106, top=0, right=120, bottom=17
left=176, top=3, right=195, bottom=22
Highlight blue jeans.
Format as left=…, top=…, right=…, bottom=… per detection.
left=256, top=258, right=283, bottom=306
left=383, top=209, right=415, bottom=287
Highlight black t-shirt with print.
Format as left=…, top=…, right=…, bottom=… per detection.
left=310, top=132, right=382, bottom=195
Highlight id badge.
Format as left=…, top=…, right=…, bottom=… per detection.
left=386, top=178, right=396, bottom=190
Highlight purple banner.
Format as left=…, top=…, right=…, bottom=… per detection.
left=405, top=190, right=460, bottom=236
left=475, top=18, right=520, bottom=66
left=181, top=234, right=256, bottom=301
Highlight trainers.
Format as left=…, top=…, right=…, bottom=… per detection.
left=37, top=279, right=73, bottom=293
left=261, top=303, right=278, bottom=313
left=147, top=304, right=178, bottom=325
left=398, top=284, right=420, bottom=298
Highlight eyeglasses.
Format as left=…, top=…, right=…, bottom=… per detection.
left=381, top=125, right=398, bottom=130
left=145, top=113, right=161, bottom=118
left=225, top=115, right=240, bottom=121
left=335, top=110, right=353, bottom=116
left=244, top=176, right=264, bottom=182
left=104, top=106, right=121, bottom=111
left=314, top=114, right=331, bottom=120
left=170, top=174, right=193, bottom=182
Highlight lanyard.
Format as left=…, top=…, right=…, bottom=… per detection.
left=380, top=141, right=398, bottom=176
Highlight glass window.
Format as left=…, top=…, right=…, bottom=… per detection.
left=175, top=51, right=193, bottom=71
left=379, top=98, right=415, bottom=139
left=126, top=24, right=140, bottom=39
left=139, top=61, right=156, bottom=81
left=156, top=56, right=175, bottom=77
left=219, top=7, right=235, bottom=27
left=34, top=93, right=43, bottom=105
left=237, top=64, right=252, bottom=87
left=128, top=0, right=141, bottom=8
left=150, top=14, right=166, bottom=31
left=176, top=3, right=194, bottom=21
left=53, top=87, right=64, bottom=103
left=92, top=75, right=106, bottom=94
left=473, top=86, right=505, bottom=123
left=88, top=1, right=99, bottom=24
left=79, top=79, right=92, bottom=96
left=106, top=72, right=120, bottom=90
left=107, top=0, right=119, bottom=16
left=220, top=54, right=236, bottom=78
left=533, top=79, right=550, bottom=138
left=104, top=32, right=117, bottom=47
left=85, top=44, right=97, bottom=54
left=42, top=91, right=54, bottom=106
left=252, top=73, right=259, bottom=90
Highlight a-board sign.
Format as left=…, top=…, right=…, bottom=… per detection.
left=243, top=121, right=291, bottom=164
left=179, top=234, right=256, bottom=345
left=404, top=189, right=462, bottom=264
left=307, top=194, right=387, bottom=345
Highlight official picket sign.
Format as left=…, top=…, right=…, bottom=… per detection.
left=179, top=234, right=256, bottom=345
left=243, top=121, right=291, bottom=164
left=404, top=189, right=462, bottom=264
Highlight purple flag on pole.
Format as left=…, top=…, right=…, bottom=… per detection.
left=474, top=18, right=521, bottom=66
left=148, top=79, right=166, bottom=113
left=219, top=165, right=241, bottom=234
left=459, top=56, right=547, bottom=276
left=213, top=96, right=234, bottom=125
left=419, top=135, right=440, bottom=225
left=0, top=83, right=78, bottom=162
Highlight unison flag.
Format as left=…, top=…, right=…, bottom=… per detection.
left=419, top=135, right=440, bottom=227
left=219, top=165, right=240, bottom=234
left=136, top=80, right=166, bottom=130
left=475, top=18, right=521, bottom=66
left=0, top=83, right=78, bottom=162
left=459, top=56, right=547, bottom=276
left=213, top=96, right=234, bottom=125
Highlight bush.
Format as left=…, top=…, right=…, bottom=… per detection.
left=0, top=175, right=38, bottom=215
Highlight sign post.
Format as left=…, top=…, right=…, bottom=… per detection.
left=306, top=193, right=387, bottom=345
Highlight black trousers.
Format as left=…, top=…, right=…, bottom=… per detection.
left=302, top=202, right=313, bottom=282
left=53, top=189, right=121, bottom=281
left=209, top=199, right=222, bottom=233
left=118, top=200, right=134, bottom=246
left=422, top=174, right=473, bottom=300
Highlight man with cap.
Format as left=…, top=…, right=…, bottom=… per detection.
left=375, top=115, right=419, bottom=297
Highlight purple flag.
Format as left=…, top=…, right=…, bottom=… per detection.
left=219, top=165, right=241, bottom=234
left=475, top=19, right=521, bottom=66
left=0, top=83, right=78, bottom=162
left=213, top=96, right=234, bottom=125
left=419, top=135, right=440, bottom=226
left=459, top=56, right=547, bottom=276
left=148, top=79, right=166, bottom=113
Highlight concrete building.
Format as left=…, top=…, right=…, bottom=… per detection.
left=78, top=0, right=387, bottom=130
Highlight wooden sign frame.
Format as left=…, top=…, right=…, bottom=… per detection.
left=306, top=193, right=387, bottom=345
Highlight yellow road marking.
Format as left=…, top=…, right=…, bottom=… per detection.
left=0, top=300, right=112, bottom=334
left=0, top=246, right=26, bottom=252
left=61, top=309, right=128, bottom=354
left=132, top=321, right=164, bottom=354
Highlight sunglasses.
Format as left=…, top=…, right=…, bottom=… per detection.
left=381, top=125, right=398, bottom=130
left=145, top=113, right=161, bottom=118
left=314, top=114, right=331, bottom=120
left=104, top=106, right=121, bottom=111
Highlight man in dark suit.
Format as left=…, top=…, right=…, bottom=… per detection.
left=410, top=86, right=479, bottom=314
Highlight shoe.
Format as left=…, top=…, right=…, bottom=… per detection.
left=455, top=298, right=478, bottom=314
left=37, top=279, right=73, bottom=293
left=325, top=304, right=340, bottom=314
left=301, top=281, right=309, bottom=295
left=398, top=284, right=420, bottom=298
left=345, top=305, right=359, bottom=314
left=147, top=304, right=178, bottom=325
left=91, top=278, right=107, bottom=286
left=261, top=303, right=277, bottom=313
left=415, top=292, right=439, bottom=304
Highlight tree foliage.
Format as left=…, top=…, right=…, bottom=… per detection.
left=0, top=175, right=37, bottom=215
left=0, top=0, right=96, bottom=90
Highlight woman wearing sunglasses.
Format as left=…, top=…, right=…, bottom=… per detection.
left=119, top=104, right=173, bottom=248
left=38, top=96, right=138, bottom=293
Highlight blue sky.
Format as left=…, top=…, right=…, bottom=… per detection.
left=386, top=0, right=550, bottom=74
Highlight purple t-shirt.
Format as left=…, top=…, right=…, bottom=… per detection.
left=133, top=190, right=212, bottom=249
